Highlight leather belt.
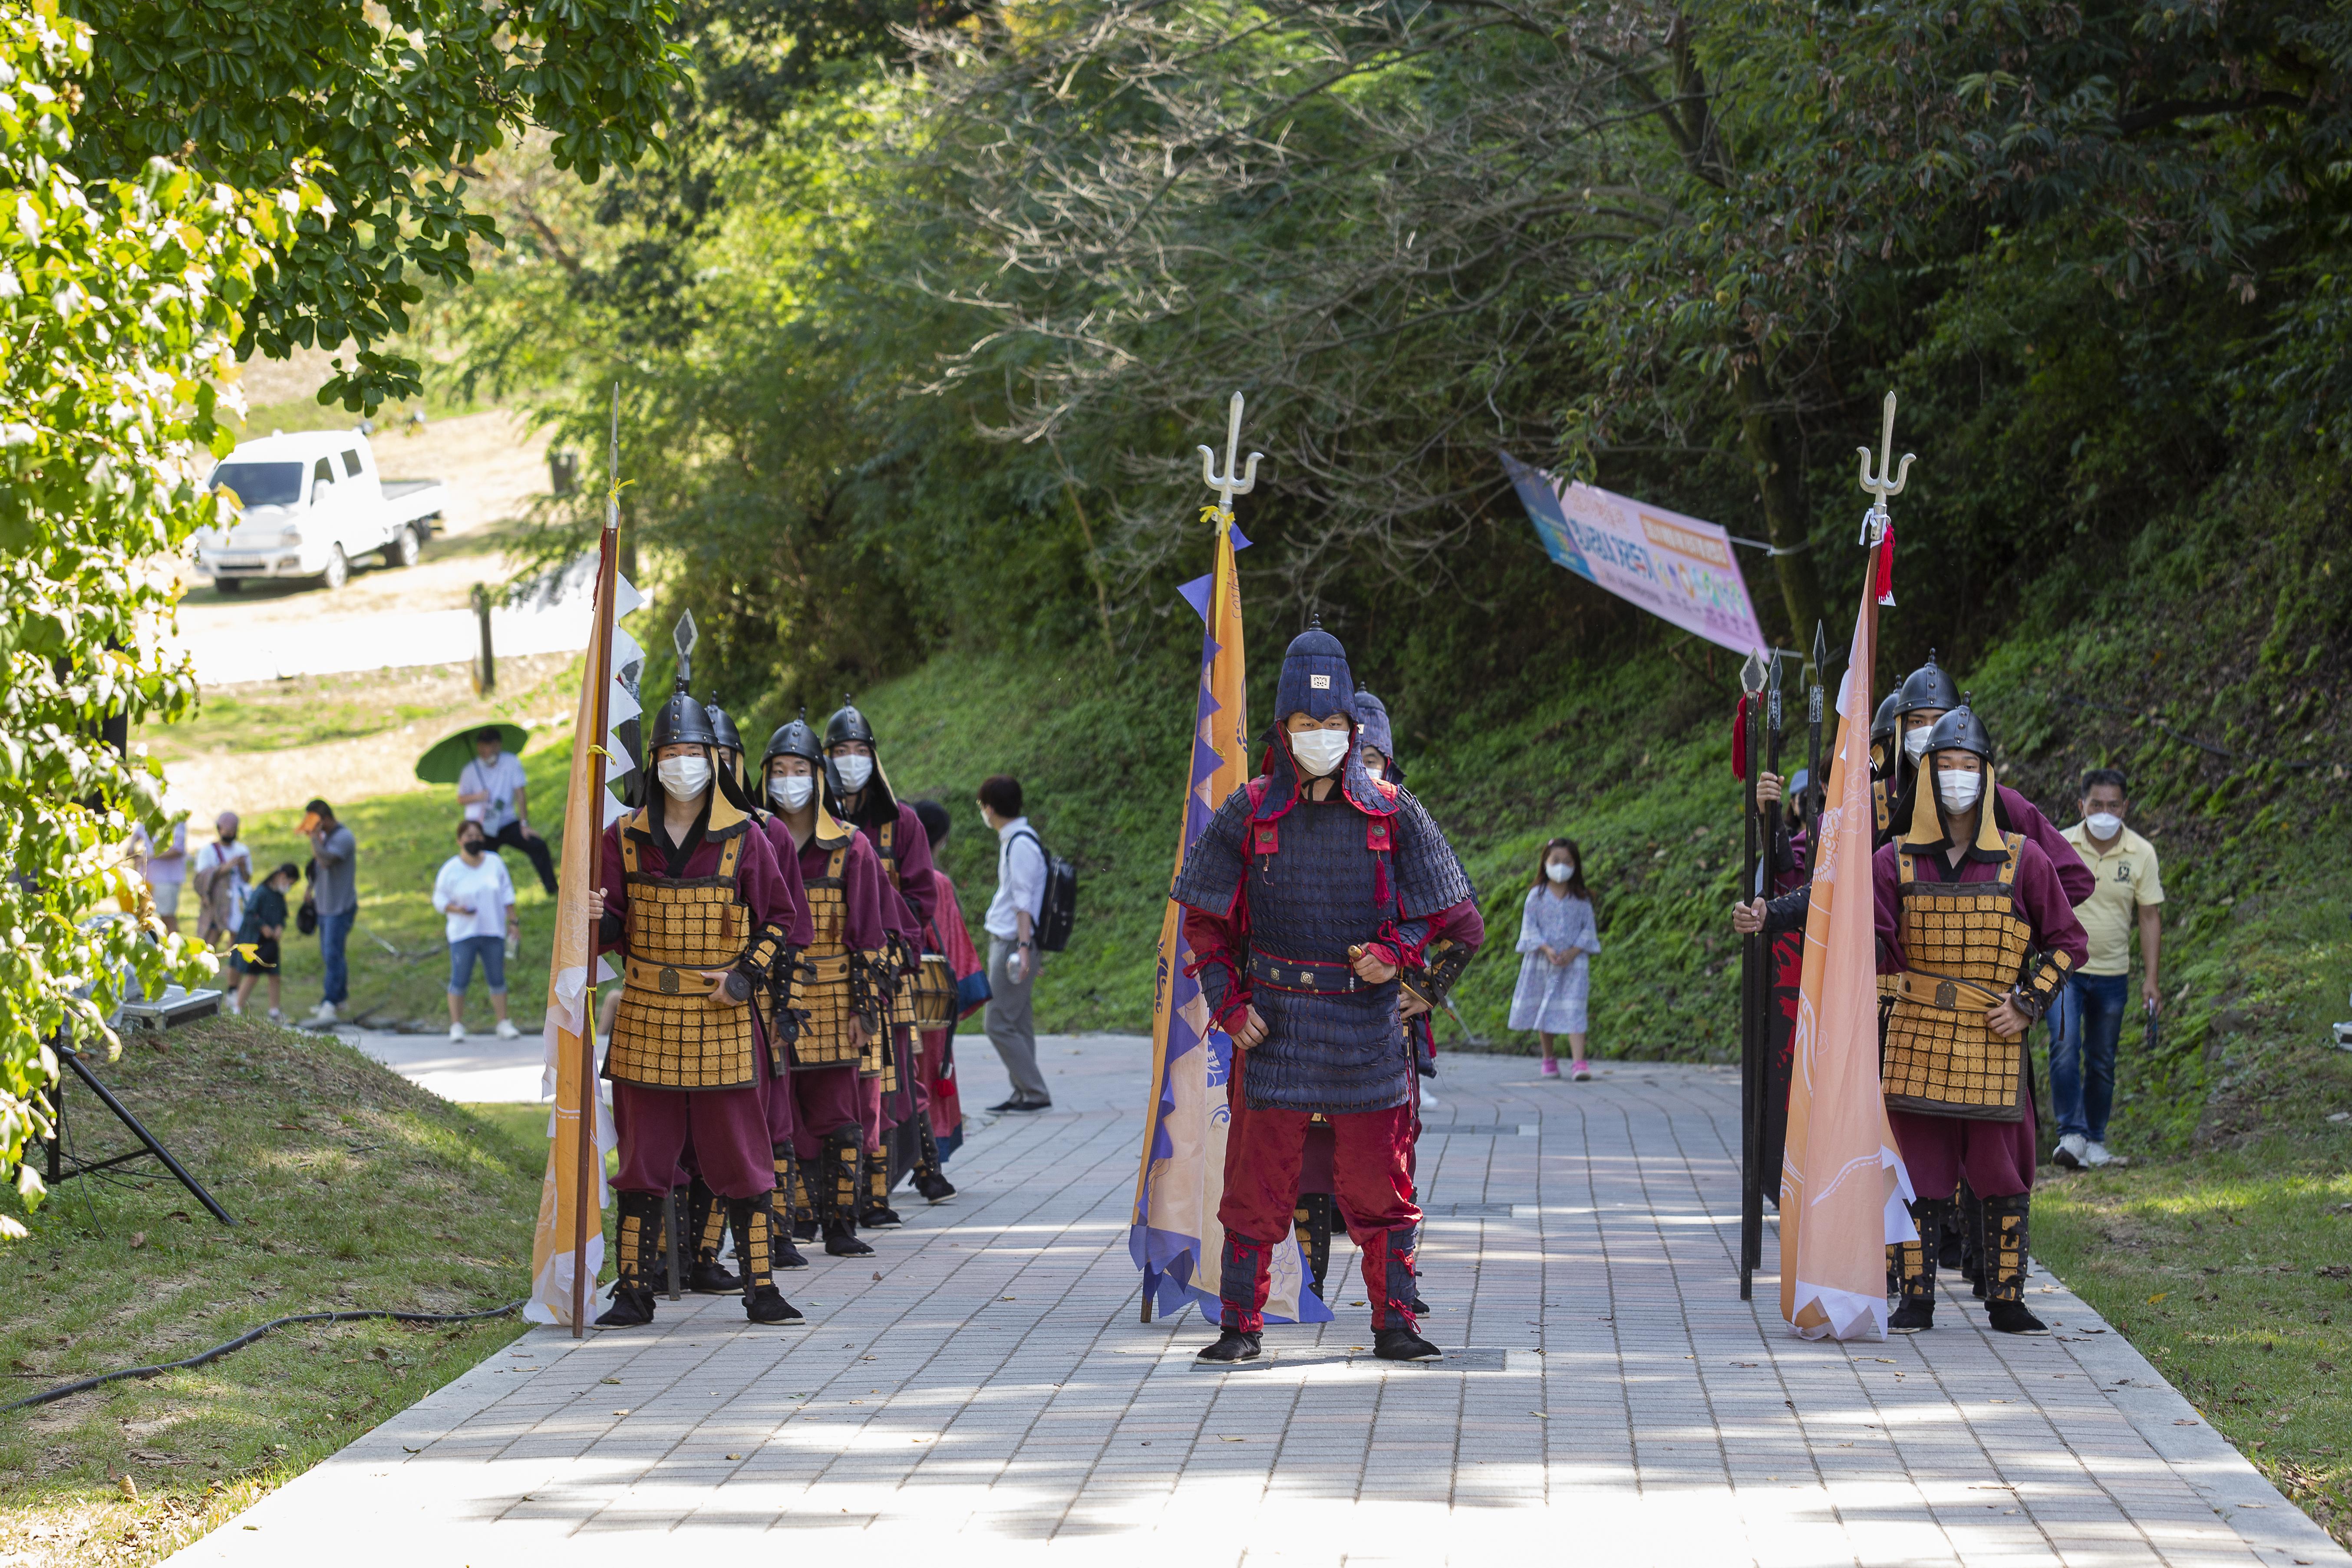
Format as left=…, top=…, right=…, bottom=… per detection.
left=1247, top=951, right=1362, bottom=995
left=1893, top=967, right=2010, bottom=1013
left=625, top=957, right=712, bottom=996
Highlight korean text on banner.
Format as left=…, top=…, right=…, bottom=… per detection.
left=1130, top=516, right=1327, bottom=1327
left=1779, top=568, right=1915, bottom=1341
left=1501, top=452, right=1771, bottom=657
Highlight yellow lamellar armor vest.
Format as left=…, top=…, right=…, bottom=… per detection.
left=877, top=818, right=917, bottom=1040
left=1881, top=832, right=2058, bottom=1122
left=790, top=842, right=866, bottom=1070
left=608, top=824, right=759, bottom=1090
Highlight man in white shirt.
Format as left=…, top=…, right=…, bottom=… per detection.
left=432, top=818, right=521, bottom=1040
left=191, top=812, right=253, bottom=949
left=457, top=728, right=556, bottom=895
left=978, top=775, right=1050, bottom=1111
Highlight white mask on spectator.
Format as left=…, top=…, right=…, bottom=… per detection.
left=833, top=754, right=874, bottom=792
left=1546, top=862, right=1573, bottom=884
left=2085, top=810, right=2122, bottom=838
left=1936, top=769, right=1983, bottom=812
left=770, top=775, right=815, bottom=811
left=1289, top=729, right=1352, bottom=778
left=657, top=755, right=711, bottom=801
left=1903, top=727, right=1933, bottom=762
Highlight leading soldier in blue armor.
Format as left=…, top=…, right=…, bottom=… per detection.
left=1172, top=627, right=1481, bottom=1364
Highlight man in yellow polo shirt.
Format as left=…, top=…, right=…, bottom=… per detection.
left=2053, top=768, right=2164, bottom=1169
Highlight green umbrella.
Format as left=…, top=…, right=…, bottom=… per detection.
left=415, top=722, right=530, bottom=785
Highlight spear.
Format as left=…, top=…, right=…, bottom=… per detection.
left=1738, top=649, right=1767, bottom=1302
left=1807, top=622, right=1827, bottom=830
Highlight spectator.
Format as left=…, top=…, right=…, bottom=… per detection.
left=433, top=819, right=521, bottom=1041
left=227, top=862, right=300, bottom=1023
left=977, top=774, right=1050, bottom=1112
left=136, top=817, right=188, bottom=935
left=457, top=728, right=556, bottom=895
left=2052, top=767, right=2164, bottom=1170
left=302, top=798, right=358, bottom=1026
left=1508, top=837, right=1601, bottom=1081
left=191, top=811, right=251, bottom=949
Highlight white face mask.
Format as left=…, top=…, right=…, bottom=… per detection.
left=1936, top=769, right=1983, bottom=812
left=657, top=755, right=711, bottom=801
left=833, top=753, right=874, bottom=792
left=2085, top=810, right=2123, bottom=839
left=1289, top=728, right=1352, bottom=778
left=1903, top=727, right=1933, bottom=762
left=1546, top=862, right=1573, bottom=884
left=770, top=774, right=815, bottom=811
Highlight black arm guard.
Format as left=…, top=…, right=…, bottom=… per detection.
left=1760, top=881, right=1813, bottom=938
left=597, top=910, right=626, bottom=947
left=1399, top=935, right=1476, bottom=1013
left=2013, top=947, right=2074, bottom=1021
left=849, top=950, right=887, bottom=1030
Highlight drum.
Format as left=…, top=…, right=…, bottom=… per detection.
left=912, top=952, right=957, bottom=1030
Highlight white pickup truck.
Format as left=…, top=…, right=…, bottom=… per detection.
left=192, top=429, right=449, bottom=592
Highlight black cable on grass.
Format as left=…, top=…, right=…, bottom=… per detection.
left=2, top=1299, right=529, bottom=1414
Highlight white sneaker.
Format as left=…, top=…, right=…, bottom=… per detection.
left=267, top=1007, right=284, bottom=1025
left=2054, top=1133, right=2088, bottom=1169
left=307, top=1001, right=338, bottom=1024
left=224, top=995, right=243, bottom=1017
left=449, top=1022, right=468, bottom=1042
left=2084, top=1140, right=2116, bottom=1167
left=495, top=1019, right=521, bottom=1040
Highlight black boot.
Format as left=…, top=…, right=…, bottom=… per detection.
left=1373, top=1324, right=1442, bottom=1361
left=1889, top=1195, right=1950, bottom=1333
left=595, top=1190, right=664, bottom=1328
left=823, top=1124, right=873, bottom=1258
left=727, top=1192, right=804, bottom=1324
left=860, top=1148, right=904, bottom=1229
left=685, top=1176, right=742, bottom=1294
left=1960, top=1182, right=1989, bottom=1299
left=1938, top=1189, right=1968, bottom=1271
left=911, top=1109, right=956, bottom=1202
left=770, top=1149, right=808, bottom=1270
left=789, top=1160, right=818, bottom=1243
left=1196, top=1327, right=1262, bottom=1363
left=1981, top=1192, right=2049, bottom=1334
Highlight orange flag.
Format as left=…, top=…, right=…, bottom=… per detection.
left=1780, top=566, right=1916, bottom=1340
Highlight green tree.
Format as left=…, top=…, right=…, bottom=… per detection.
left=63, top=0, right=686, bottom=410
left=0, top=0, right=306, bottom=1192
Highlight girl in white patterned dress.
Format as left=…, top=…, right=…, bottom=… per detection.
left=1509, top=838, right=1600, bottom=1080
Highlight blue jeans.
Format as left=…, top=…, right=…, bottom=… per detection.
left=448, top=935, right=507, bottom=997
left=318, top=909, right=354, bottom=1006
left=2049, top=972, right=2130, bottom=1142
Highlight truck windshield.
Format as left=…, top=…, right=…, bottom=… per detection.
left=209, top=462, right=305, bottom=508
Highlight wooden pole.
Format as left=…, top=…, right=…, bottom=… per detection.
left=1738, top=660, right=1763, bottom=1303
left=572, top=391, right=624, bottom=1338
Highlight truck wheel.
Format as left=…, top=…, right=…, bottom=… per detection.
left=320, top=546, right=350, bottom=591
left=382, top=525, right=419, bottom=568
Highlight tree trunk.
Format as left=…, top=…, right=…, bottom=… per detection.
left=1729, top=354, right=1822, bottom=645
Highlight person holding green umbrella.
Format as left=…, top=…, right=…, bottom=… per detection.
left=454, top=726, right=555, bottom=895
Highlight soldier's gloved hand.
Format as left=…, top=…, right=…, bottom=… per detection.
left=1984, top=996, right=2032, bottom=1040
left=1227, top=1005, right=1268, bottom=1050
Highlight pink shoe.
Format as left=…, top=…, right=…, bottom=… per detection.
left=1572, top=1061, right=1591, bottom=1082
left=1540, top=1059, right=1560, bottom=1079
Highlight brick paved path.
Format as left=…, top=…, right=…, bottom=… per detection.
left=166, top=1040, right=2346, bottom=1568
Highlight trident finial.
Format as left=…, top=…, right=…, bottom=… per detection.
left=1856, top=389, right=1913, bottom=544
left=1197, top=390, right=1263, bottom=520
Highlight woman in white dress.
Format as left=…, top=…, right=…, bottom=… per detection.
left=1508, top=838, right=1600, bottom=1080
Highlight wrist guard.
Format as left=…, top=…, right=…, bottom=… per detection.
left=1399, top=934, right=1476, bottom=1014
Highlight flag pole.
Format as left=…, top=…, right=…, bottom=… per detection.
left=572, top=385, right=623, bottom=1337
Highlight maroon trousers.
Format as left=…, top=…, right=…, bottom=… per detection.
left=789, top=1066, right=864, bottom=1160
left=1889, top=1099, right=2038, bottom=1201
left=612, top=1080, right=772, bottom=1199
left=1217, top=1052, right=1420, bottom=1334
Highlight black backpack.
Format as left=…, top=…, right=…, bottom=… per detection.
left=1010, top=828, right=1078, bottom=952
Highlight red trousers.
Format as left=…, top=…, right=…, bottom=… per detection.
left=612, top=1080, right=771, bottom=1199
left=1217, top=1052, right=1420, bottom=1333
left=788, top=1066, right=863, bottom=1160
left=1889, top=1099, right=2037, bottom=1200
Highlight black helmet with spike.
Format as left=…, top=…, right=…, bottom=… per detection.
left=704, top=698, right=744, bottom=756
left=762, top=707, right=822, bottom=771
left=1893, top=649, right=1963, bottom=718
left=823, top=699, right=877, bottom=751
left=1921, top=700, right=1992, bottom=764
left=647, top=612, right=717, bottom=753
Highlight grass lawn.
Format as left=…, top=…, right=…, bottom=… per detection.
left=2037, top=1101, right=2352, bottom=1550
left=0, top=1016, right=541, bottom=1567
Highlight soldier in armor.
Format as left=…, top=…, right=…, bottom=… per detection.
left=1173, top=626, right=1481, bottom=1364
left=821, top=702, right=943, bottom=1230
left=761, top=713, right=894, bottom=1257
left=594, top=670, right=804, bottom=1329
left=1870, top=692, right=1900, bottom=835
left=906, top=798, right=970, bottom=1200
left=1743, top=706, right=2086, bottom=1334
